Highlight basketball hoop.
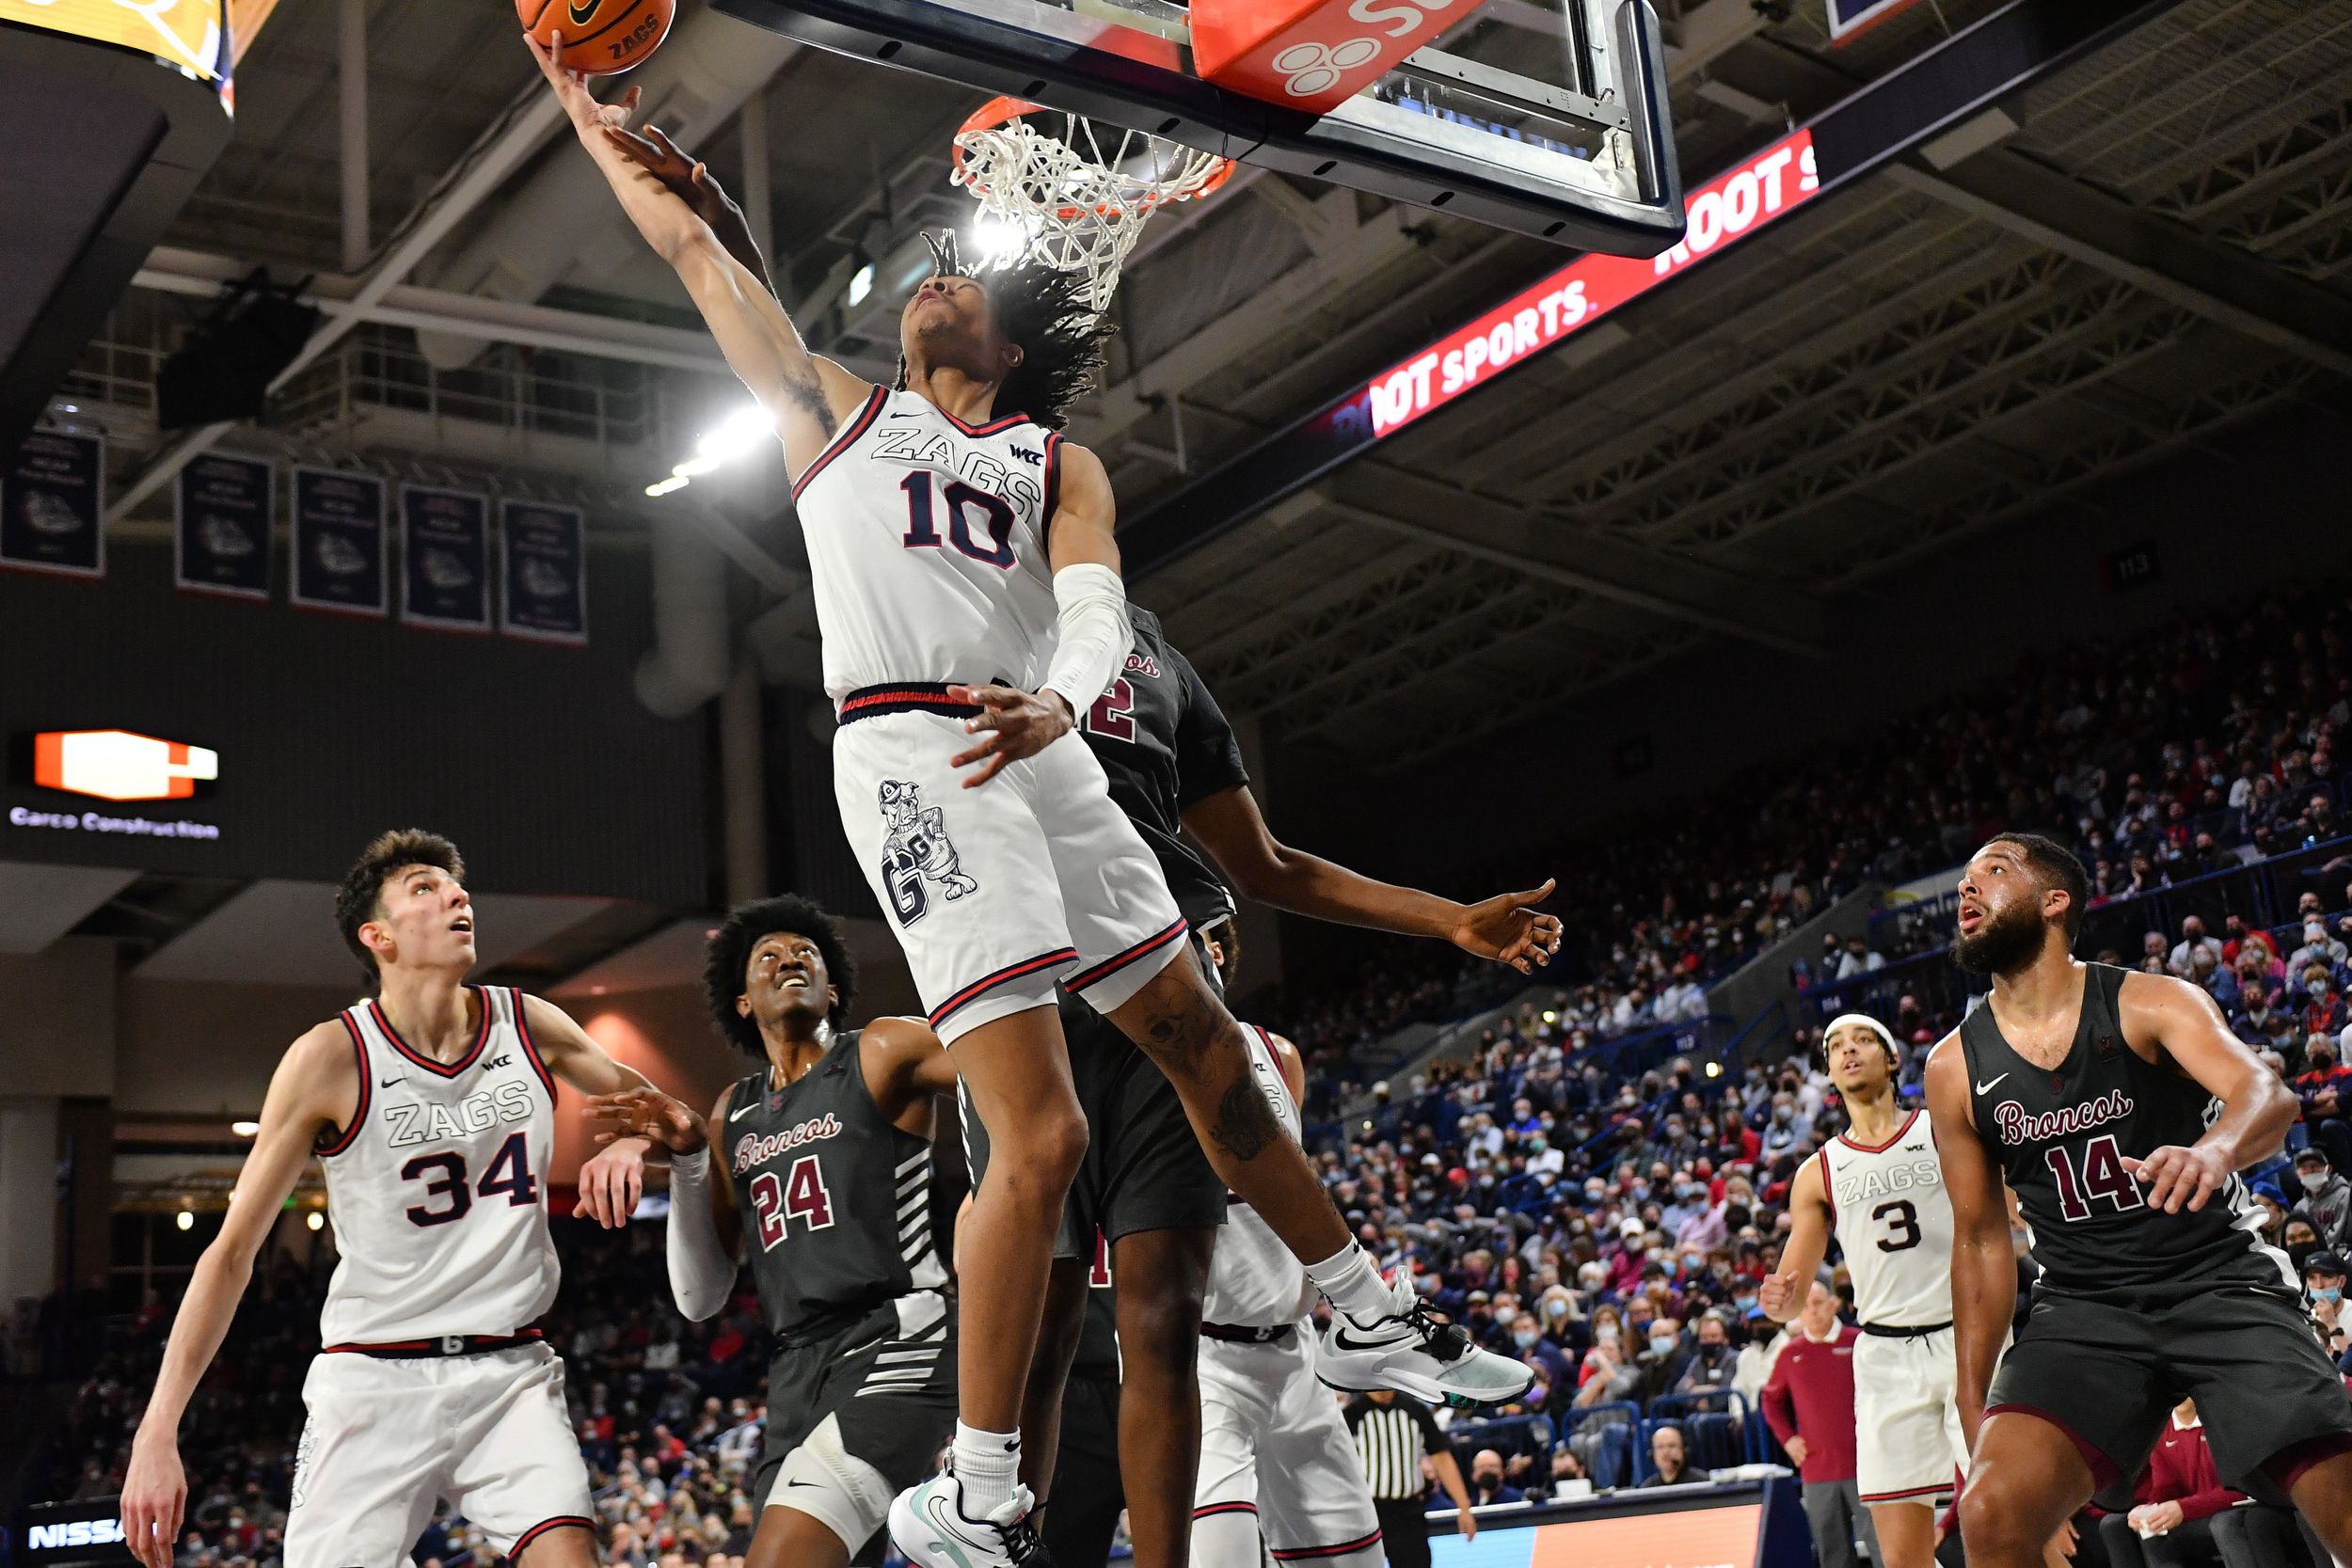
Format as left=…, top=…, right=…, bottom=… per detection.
left=950, top=96, right=1236, bottom=311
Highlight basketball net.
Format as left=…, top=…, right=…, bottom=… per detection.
left=951, top=97, right=1236, bottom=311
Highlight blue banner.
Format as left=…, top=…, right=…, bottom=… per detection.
left=175, top=452, right=273, bottom=599
left=1, top=430, right=104, bottom=578
left=291, top=467, right=386, bottom=616
left=400, top=484, right=491, bottom=631
left=500, top=499, right=587, bottom=645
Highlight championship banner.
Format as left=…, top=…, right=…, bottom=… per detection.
left=174, top=452, right=272, bottom=599
left=0, top=0, right=230, bottom=81
left=0, top=431, right=105, bottom=578
left=291, top=467, right=387, bottom=616
left=500, top=499, right=588, bottom=645
left=400, top=484, right=491, bottom=632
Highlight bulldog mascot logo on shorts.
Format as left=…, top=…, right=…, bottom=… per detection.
left=878, top=779, right=978, bottom=925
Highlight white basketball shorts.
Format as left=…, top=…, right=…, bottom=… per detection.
left=283, top=1343, right=592, bottom=1568
left=1192, top=1330, right=1383, bottom=1568
left=1853, top=1327, right=1971, bottom=1505
left=832, top=697, right=1187, bottom=1045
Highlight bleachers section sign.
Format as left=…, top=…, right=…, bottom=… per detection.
left=0, top=1, right=229, bottom=81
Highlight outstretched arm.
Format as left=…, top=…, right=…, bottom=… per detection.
left=525, top=34, right=869, bottom=474
left=864, top=1016, right=961, bottom=1129
left=2118, top=971, right=2296, bottom=1211
left=520, top=994, right=659, bottom=1227
left=122, top=1024, right=354, bottom=1567
left=1925, top=1035, right=2011, bottom=1449
left=1756, top=1157, right=1831, bottom=1323
left=1182, top=784, right=1563, bottom=974
left=588, top=1081, right=743, bottom=1318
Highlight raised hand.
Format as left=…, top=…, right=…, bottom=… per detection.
left=601, top=121, right=772, bottom=289
left=948, top=683, right=1074, bottom=787
left=1453, top=879, right=1563, bottom=973
left=523, top=31, right=642, bottom=138
left=588, top=1085, right=708, bottom=1155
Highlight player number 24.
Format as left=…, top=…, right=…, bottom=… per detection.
left=399, top=1132, right=538, bottom=1227
left=748, top=1155, right=836, bottom=1249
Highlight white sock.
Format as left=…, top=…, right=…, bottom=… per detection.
left=954, top=1420, right=1024, bottom=1517
left=1304, top=1243, right=1394, bottom=1323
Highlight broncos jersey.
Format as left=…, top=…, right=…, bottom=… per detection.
left=1201, top=1026, right=1317, bottom=1330
left=315, top=986, right=560, bottom=1346
left=1818, top=1108, right=1953, bottom=1329
left=723, top=1029, right=949, bottom=1341
left=794, top=385, right=1064, bottom=704
left=1960, top=962, right=2293, bottom=1305
left=1074, top=606, right=1246, bottom=930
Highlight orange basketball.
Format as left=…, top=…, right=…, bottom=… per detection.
left=519, top=0, right=675, bottom=75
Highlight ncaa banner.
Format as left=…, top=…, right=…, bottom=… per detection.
left=291, top=467, right=387, bottom=616
left=175, top=453, right=273, bottom=599
left=400, top=484, right=491, bottom=632
left=500, top=499, right=588, bottom=645
left=0, top=430, right=105, bottom=578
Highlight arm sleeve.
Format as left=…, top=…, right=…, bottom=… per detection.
left=665, top=1147, right=737, bottom=1322
left=1041, top=563, right=1132, bottom=717
left=1169, top=646, right=1249, bottom=807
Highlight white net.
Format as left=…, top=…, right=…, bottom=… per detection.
left=951, top=106, right=1233, bottom=312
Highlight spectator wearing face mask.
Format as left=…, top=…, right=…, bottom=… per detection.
left=1639, top=1317, right=1687, bottom=1402
left=1463, top=1449, right=1524, bottom=1507
left=2292, top=920, right=2351, bottom=978
left=2294, top=1032, right=2352, bottom=1172
left=1762, top=1095, right=1808, bottom=1161
left=1509, top=1311, right=1572, bottom=1396
left=2292, top=1149, right=2352, bottom=1250
left=1674, top=1312, right=1740, bottom=1395
left=2169, top=916, right=2223, bottom=977
left=2305, top=1251, right=2352, bottom=1367
left=2301, top=970, right=2350, bottom=1042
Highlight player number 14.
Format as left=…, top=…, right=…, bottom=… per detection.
left=2043, top=1132, right=2145, bottom=1222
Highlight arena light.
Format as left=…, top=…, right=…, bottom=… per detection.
left=175, top=1209, right=195, bottom=1231
left=848, top=261, right=876, bottom=308
left=1362, top=128, right=1821, bottom=438
left=1705, top=1061, right=1722, bottom=1078
left=230, top=1119, right=260, bottom=1137
left=306, top=1211, right=325, bottom=1232
left=645, top=404, right=775, bottom=497
left=973, top=214, right=1028, bottom=266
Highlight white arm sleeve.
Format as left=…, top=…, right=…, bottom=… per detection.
left=665, top=1147, right=736, bottom=1322
left=1041, top=563, right=1132, bottom=717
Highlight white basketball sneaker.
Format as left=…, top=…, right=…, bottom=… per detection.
left=1316, top=1275, right=1536, bottom=1408
left=890, top=1469, right=1052, bottom=1568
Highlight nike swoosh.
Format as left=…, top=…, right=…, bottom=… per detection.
left=923, top=1497, right=979, bottom=1568
left=1975, top=1074, right=2008, bottom=1094
left=379, top=1076, right=404, bottom=1087
left=567, top=0, right=598, bottom=24
left=730, top=1101, right=761, bottom=1121
left=1328, top=1325, right=1400, bottom=1354
left=888, top=412, right=922, bottom=420
left=787, top=1478, right=820, bottom=1488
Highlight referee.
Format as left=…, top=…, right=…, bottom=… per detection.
left=1344, top=1389, right=1476, bottom=1568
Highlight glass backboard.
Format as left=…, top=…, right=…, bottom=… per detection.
left=712, top=0, right=1684, bottom=257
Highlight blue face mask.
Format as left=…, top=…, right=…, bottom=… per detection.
left=1649, top=1335, right=1677, bottom=1357
left=1736, top=1294, right=1758, bottom=1315
left=1514, top=1330, right=1540, bottom=1349
left=2319, top=1287, right=2344, bottom=1306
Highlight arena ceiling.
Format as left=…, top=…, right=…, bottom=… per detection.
left=57, top=0, right=2352, bottom=772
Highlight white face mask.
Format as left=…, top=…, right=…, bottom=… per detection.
left=2303, top=1170, right=2332, bottom=1194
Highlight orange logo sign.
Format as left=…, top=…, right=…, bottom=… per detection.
left=33, top=731, right=219, bottom=801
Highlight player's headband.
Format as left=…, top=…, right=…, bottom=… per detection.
left=1820, top=1012, right=1899, bottom=1069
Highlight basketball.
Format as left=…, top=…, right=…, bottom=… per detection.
left=517, top=0, right=674, bottom=75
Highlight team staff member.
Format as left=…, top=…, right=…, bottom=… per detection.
left=2094, top=1399, right=2235, bottom=1568
left=1345, top=1389, right=1474, bottom=1568
left=1762, top=1281, right=1882, bottom=1568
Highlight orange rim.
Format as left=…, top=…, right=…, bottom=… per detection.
left=951, top=96, right=1237, bottom=221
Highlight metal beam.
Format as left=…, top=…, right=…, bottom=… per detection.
left=1324, top=465, right=1829, bottom=657
left=1887, top=149, right=2352, bottom=380
left=340, top=0, right=370, bottom=273
left=108, top=80, right=574, bottom=523
left=131, top=247, right=736, bottom=374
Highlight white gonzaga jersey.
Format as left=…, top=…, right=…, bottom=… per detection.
left=1202, top=1026, right=1317, bottom=1330
left=315, top=986, right=561, bottom=1346
left=793, top=385, right=1065, bottom=703
left=1818, top=1107, right=1954, bottom=1330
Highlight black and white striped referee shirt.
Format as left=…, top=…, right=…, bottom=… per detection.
left=1343, top=1392, right=1446, bottom=1501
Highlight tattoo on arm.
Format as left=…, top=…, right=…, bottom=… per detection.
left=1213, top=1074, right=1280, bottom=1162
